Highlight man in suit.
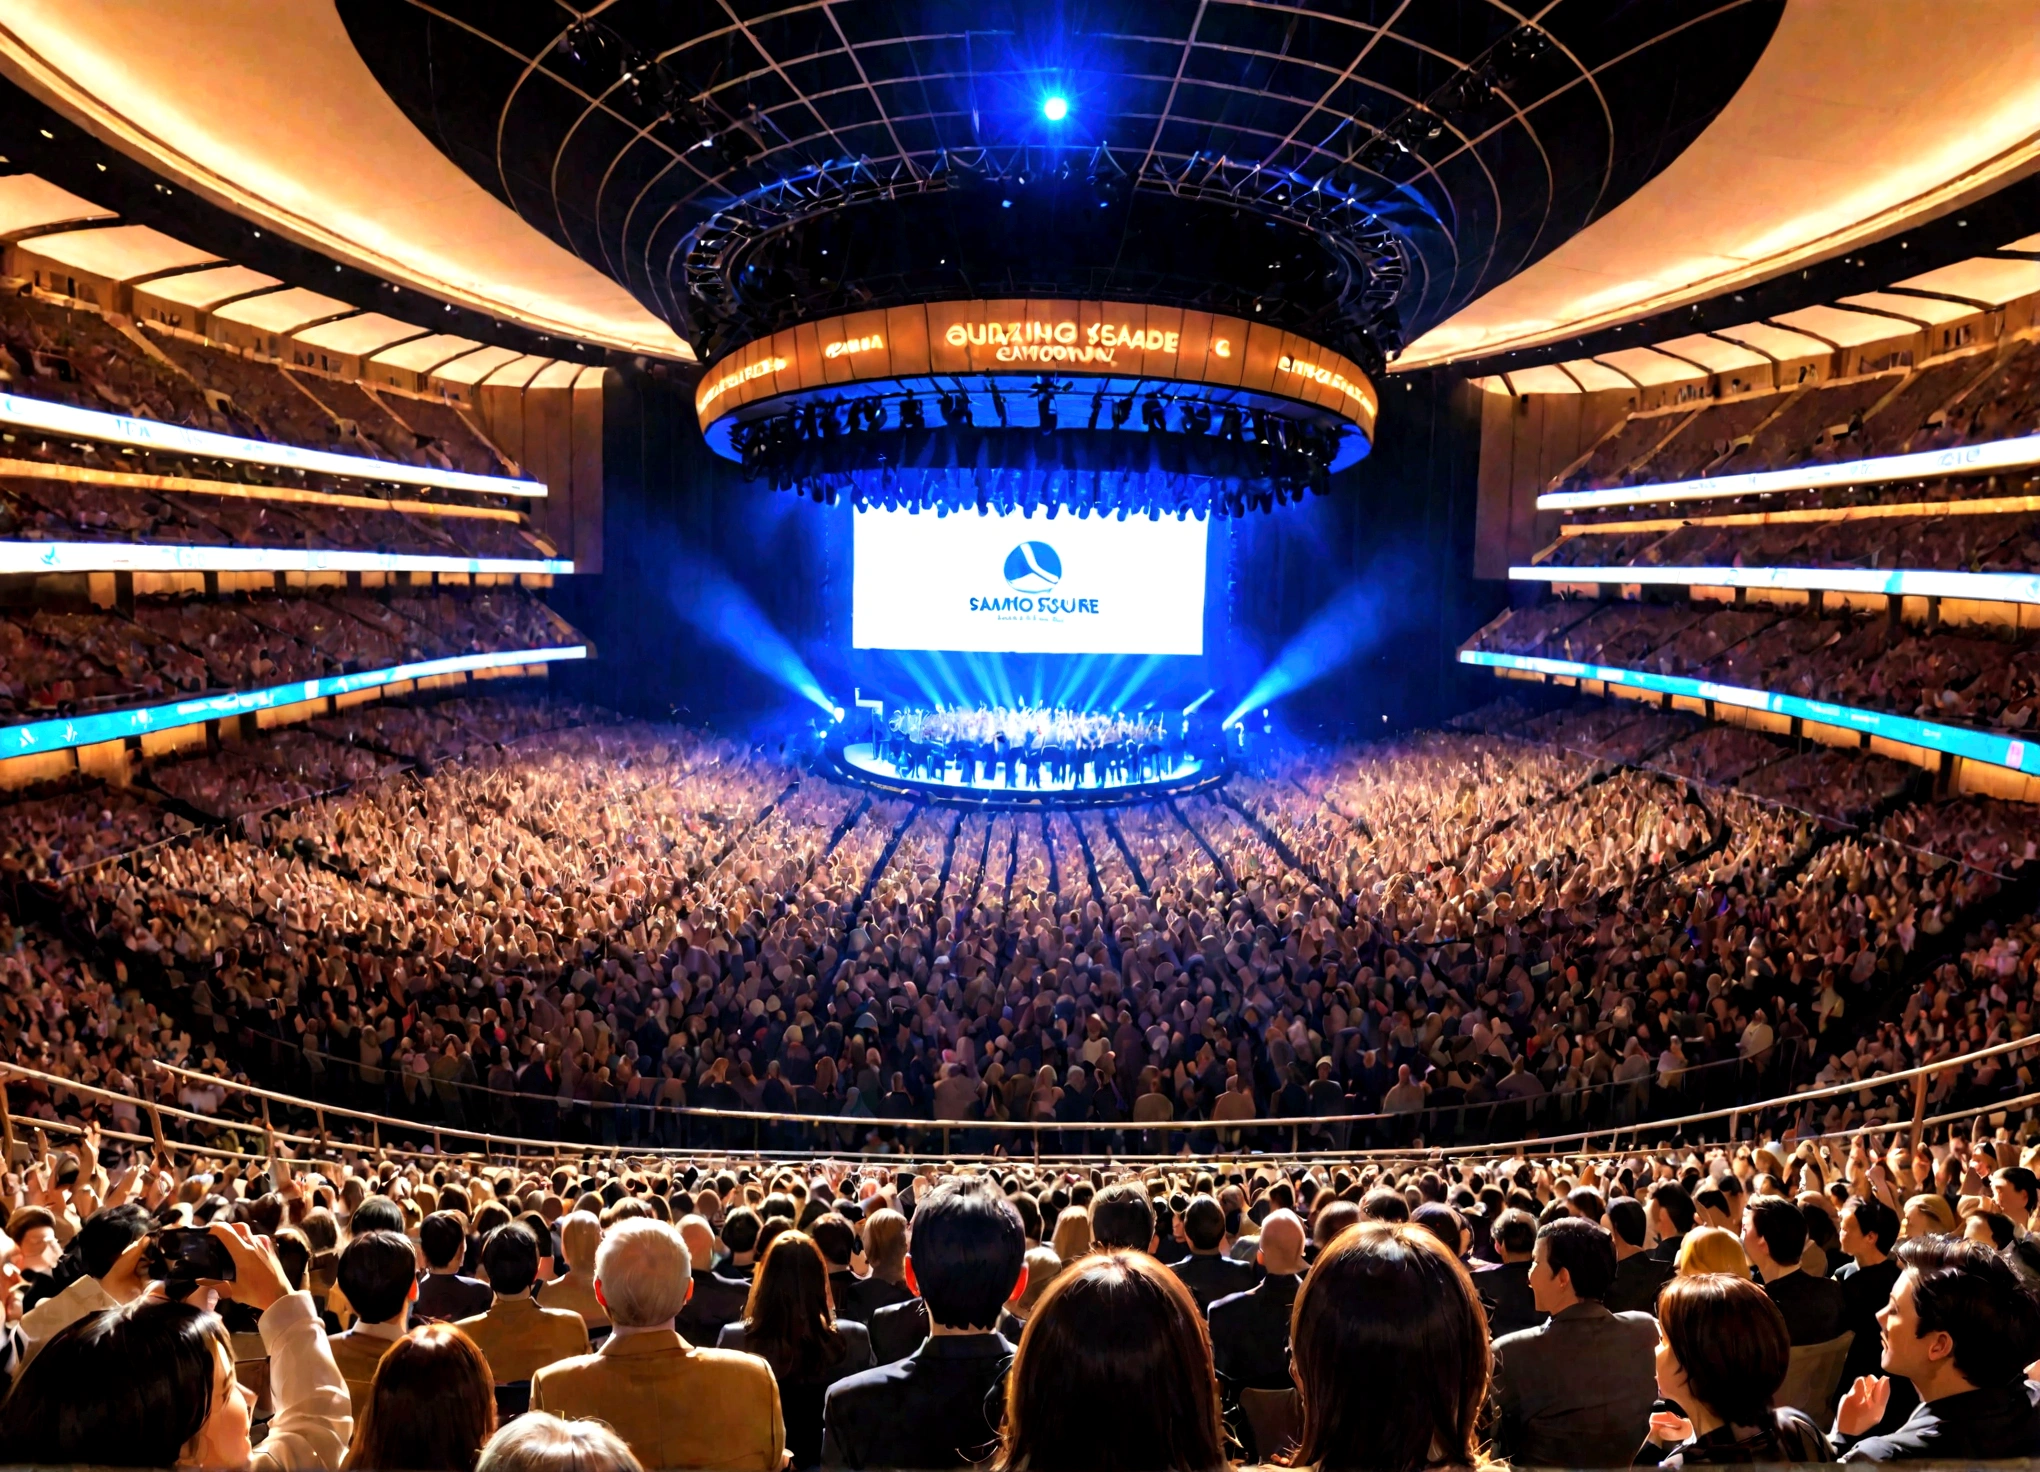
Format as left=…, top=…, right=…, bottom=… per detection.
left=1491, top=1218, right=1661, bottom=1469
left=1836, top=1196, right=1916, bottom=1435
left=534, top=1217, right=785, bottom=1472
left=1834, top=1237, right=2040, bottom=1462
left=456, top=1222, right=591, bottom=1386
left=821, top=1178, right=1027, bottom=1469
left=1208, top=1209, right=1306, bottom=1391
left=1170, top=1195, right=1258, bottom=1313
left=413, top=1210, right=493, bottom=1324
left=1603, top=1197, right=1674, bottom=1315
left=325, top=1230, right=417, bottom=1406
left=1744, top=1194, right=1844, bottom=1345
left=1472, top=1208, right=1542, bottom=1340
left=676, top=1214, right=752, bottom=1346
left=1648, top=1180, right=1697, bottom=1264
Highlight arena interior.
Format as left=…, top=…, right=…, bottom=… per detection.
left=0, top=4, right=2038, bottom=1470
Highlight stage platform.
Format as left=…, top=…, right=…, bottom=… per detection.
left=831, top=740, right=1227, bottom=808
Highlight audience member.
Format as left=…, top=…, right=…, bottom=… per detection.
left=416, top=1212, right=494, bottom=1325
left=456, top=1224, right=590, bottom=1388
left=1474, top=1207, right=1542, bottom=1338
left=1675, top=1228, right=1751, bottom=1280
left=1643, top=1273, right=1832, bottom=1466
left=1743, top=1195, right=1846, bottom=1345
left=347, top=1322, right=497, bottom=1472
left=1208, top=1209, right=1305, bottom=1394
left=1606, top=1197, right=1675, bottom=1314
left=718, top=1230, right=874, bottom=1469
left=675, top=1214, right=750, bottom=1346
left=538, top=1212, right=609, bottom=1336
left=477, top=1414, right=642, bottom=1472
left=1170, top=1195, right=1257, bottom=1312
left=328, top=1228, right=420, bottom=1407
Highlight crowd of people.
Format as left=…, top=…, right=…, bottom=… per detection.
left=5, top=1135, right=2040, bottom=1470
left=876, top=705, right=1189, bottom=788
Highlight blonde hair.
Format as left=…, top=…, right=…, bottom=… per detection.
left=1674, top=1226, right=1750, bottom=1279
left=863, top=1207, right=908, bottom=1278
left=477, top=1413, right=641, bottom=1472
left=1904, top=1193, right=1958, bottom=1237
left=1015, top=1245, right=1064, bottom=1314
left=1052, top=1206, right=1094, bottom=1264
left=557, top=1211, right=603, bottom=1274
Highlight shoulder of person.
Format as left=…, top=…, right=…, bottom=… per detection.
left=695, top=1344, right=783, bottom=1382
left=531, top=1349, right=603, bottom=1384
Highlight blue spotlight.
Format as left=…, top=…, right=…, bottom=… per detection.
left=1042, top=95, right=1069, bottom=122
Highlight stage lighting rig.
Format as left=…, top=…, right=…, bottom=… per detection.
left=1141, top=394, right=1166, bottom=432
left=899, top=393, right=925, bottom=431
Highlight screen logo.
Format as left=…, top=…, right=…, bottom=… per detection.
left=1004, top=542, right=1063, bottom=593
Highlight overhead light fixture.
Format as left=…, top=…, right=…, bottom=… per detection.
left=1042, top=96, right=1069, bottom=122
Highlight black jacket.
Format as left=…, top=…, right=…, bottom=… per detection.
left=1606, top=1251, right=1675, bottom=1316
left=1171, top=1251, right=1261, bottom=1314
left=836, top=1272, right=914, bottom=1325
left=1475, top=1260, right=1544, bottom=1340
left=719, top=1320, right=875, bottom=1471
left=1641, top=1408, right=1831, bottom=1467
left=413, top=1271, right=494, bottom=1324
left=677, top=1268, right=752, bottom=1346
left=821, top=1331, right=1014, bottom=1469
left=1760, top=1268, right=1847, bottom=1346
left=868, top=1296, right=932, bottom=1366
left=1208, top=1273, right=1302, bottom=1390
left=1839, top=1380, right=2040, bottom=1462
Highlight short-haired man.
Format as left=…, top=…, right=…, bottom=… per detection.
left=1836, top=1195, right=1912, bottom=1430
left=1491, top=1217, right=1660, bottom=1469
left=1473, top=1207, right=1542, bottom=1339
left=17, top=1204, right=153, bottom=1361
left=1208, top=1209, right=1307, bottom=1406
left=534, top=1218, right=785, bottom=1471
left=1602, top=1197, right=1674, bottom=1315
left=414, top=1209, right=493, bottom=1323
left=1090, top=1182, right=1157, bottom=1253
left=1169, top=1195, right=1257, bottom=1312
left=1992, top=1167, right=2039, bottom=1239
left=456, top=1222, right=590, bottom=1386
left=822, top=1177, right=1028, bottom=1469
left=1647, top=1180, right=1696, bottom=1262
left=1835, top=1236, right=2040, bottom=1461
left=720, top=1206, right=764, bottom=1280
left=1744, top=1193, right=1844, bottom=1345
left=327, top=1230, right=419, bottom=1405
left=674, top=1214, right=752, bottom=1345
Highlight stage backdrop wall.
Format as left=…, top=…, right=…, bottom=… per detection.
left=549, top=367, right=1499, bottom=740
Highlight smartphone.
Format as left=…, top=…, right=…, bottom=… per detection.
left=148, top=1227, right=236, bottom=1285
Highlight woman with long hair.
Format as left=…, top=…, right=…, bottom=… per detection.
left=1640, top=1274, right=1831, bottom=1466
left=1288, top=1222, right=1492, bottom=1472
left=347, top=1323, right=497, bottom=1471
left=994, top=1251, right=1227, bottom=1472
left=1051, top=1206, right=1094, bottom=1265
left=717, top=1230, right=873, bottom=1469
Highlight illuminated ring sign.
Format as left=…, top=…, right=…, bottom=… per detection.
left=694, top=299, right=1379, bottom=440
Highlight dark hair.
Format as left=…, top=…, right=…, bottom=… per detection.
left=1606, top=1198, right=1647, bottom=1249
left=1410, top=1204, right=1465, bottom=1259
left=1011, top=1192, right=1042, bottom=1242
left=1658, top=1273, right=1789, bottom=1425
left=1491, top=1208, right=1538, bottom=1258
left=1995, top=1167, right=2040, bottom=1213
left=1846, top=1195, right=1900, bottom=1254
left=340, top=1230, right=419, bottom=1325
left=421, top=1211, right=469, bottom=1271
left=481, top=1223, right=541, bottom=1297
left=1970, top=1211, right=2017, bottom=1250
left=1091, top=1183, right=1155, bottom=1252
left=722, top=1206, right=763, bottom=1255
left=808, top=1213, right=859, bottom=1269
left=995, top=1252, right=1226, bottom=1472
left=74, top=1204, right=154, bottom=1281
left=1746, top=1195, right=1806, bottom=1265
left=1291, top=1223, right=1490, bottom=1472
left=1650, top=1180, right=1697, bottom=1234
left=1537, top=1218, right=1616, bottom=1302
left=908, top=1177, right=1026, bottom=1331
left=354, top=1196, right=408, bottom=1236
left=1359, top=1188, right=1409, bottom=1223
left=0, top=1299, right=227, bottom=1466
left=349, top=1323, right=497, bottom=1471
left=1313, top=1201, right=1362, bottom=1249
left=1895, top=1236, right=2040, bottom=1387
left=1184, top=1196, right=1226, bottom=1252
left=741, top=1231, right=845, bottom=1382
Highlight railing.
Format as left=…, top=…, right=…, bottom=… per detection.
left=8, top=1028, right=2034, bottom=1170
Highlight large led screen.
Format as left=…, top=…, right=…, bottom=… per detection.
left=852, top=508, right=1208, bottom=655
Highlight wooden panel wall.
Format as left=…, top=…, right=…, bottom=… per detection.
left=1472, top=382, right=1633, bottom=580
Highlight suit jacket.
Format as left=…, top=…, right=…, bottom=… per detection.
left=414, top=1271, right=494, bottom=1325
left=1651, top=1232, right=1687, bottom=1264
left=717, top=1321, right=875, bottom=1470
left=456, top=1293, right=591, bottom=1384
left=821, top=1332, right=1014, bottom=1469
left=835, top=1272, right=914, bottom=1325
left=677, top=1269, right=752, bottom=1346
left=537, top=1273, right=607, bottom=1333
left=1839, top=1380, right=2040, bottom=1463
left=532, top=1328, right=785, bottom=1472
left=1605, top=1250, right=1675, bottom=1316
left=1760, top=1267, right=1847, bottom=1346
left=1474, top=1260, right=1544, bottom=1340
left=327, top=1322, right=404, bottom=1407
left=1491, top=1301, right=1660, bottom=1469
left=1207, top=1273, right=1301, bottom=1390
left=869, top=1297, right=932, bottom=1366
left=1170, top=1251, right=1260, bottom=1314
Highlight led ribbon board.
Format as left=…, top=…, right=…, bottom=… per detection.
left=1538, top=432, right=2040, bottom=513
left=1511, top=564, right=2040, bottom=604
left=0, top=543, right=572, bottom=576
left=694, top=299, right=1378, bottom=440
left=0, top=391, right=548, bottom=498
left=1458, top=649, right=2040, bottom=775
left=0, top=645, right=586, bottom=759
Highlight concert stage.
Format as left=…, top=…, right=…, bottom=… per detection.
left=831, top=740, right=1227, bottom=808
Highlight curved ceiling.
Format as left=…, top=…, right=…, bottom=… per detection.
left=336, top=0, right=1782, bottom=366
left=0, top=0, right=693, bottom=359
left=1398, top=0, right=2040, bottom=369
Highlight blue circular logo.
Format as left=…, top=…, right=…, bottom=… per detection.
left=1004, top=542, right=1062, bottom=593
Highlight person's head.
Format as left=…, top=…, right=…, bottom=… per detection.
left=476, top=1413, right=642, bottom=1472
left=1879, top=1236, right=2040, bottom=1392
left=74, top=1204, right=153, bottom=1281
left=594, top=1218, right=691, bottom=1329
left=722, top=1206, right=763, bottom=1260
left=1532, top=1218, right=1616, bottom=1311
left=1606, top=1198, right=1647, bottom=1252
left=1839, top=1196, right=1899, bottom=1262
left=1359, top=1188, right=1410, bottom=1224
left=808, top=1213, right=860, bottom=1271
left=0, top=1298, right=248, bottom=1468
left=1740, top=1195, right=1806, bottom=1273
left=1674, top=1226, right=1750, bottom=1280
left=905, top=1177, right=1028, bottom=1332
left=1091, top=1182, right=1156, bottom=1252
left=1258, top=1210, right=1307, bottom=1276
left=1290, top=1223, right=1490, bottom=1472
left=1964, top=1210, right=2016, bottom=1250
left=742, top=1230, right=842, bottom=1376
left=995, top=1252, right=1225, bottom=1472
left=677, top=1214, right=719, bottom=1273
left=1654, top=1273, right=1791, bottom=1427
left=863, top=1207, right=908, bottom=1280
left=421, top=1211, right=469, bottom=1272
left=1051, top=1206, right=1094, bottom=1264
left=1491, top=1208, right=1537, bottom=1262
left=1014, top=1246, right=1063, bottom=1317
left=1992, top=1167, right=2040, bottom=1222
left=1649, top=1180, right=1697, bottom=1239
left=338, top=1229, right=419, bottom=1327
left=348, top=1323, right=496, bottom=1472
left=556, top=1212, right=602, bottom=1276
left=1183, top=1195, right=1226, bottom=1253
left=1902, top=1193, right=1957, bottom=1239
left=481, top=1222, right=542, bottom=1297
left=353, top=1197, right=408, bottom=1236
left=7, top=1206, right=60, bottom=1273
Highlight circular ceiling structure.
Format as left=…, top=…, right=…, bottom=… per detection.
left=336, top=0, right=1785, bottom=374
